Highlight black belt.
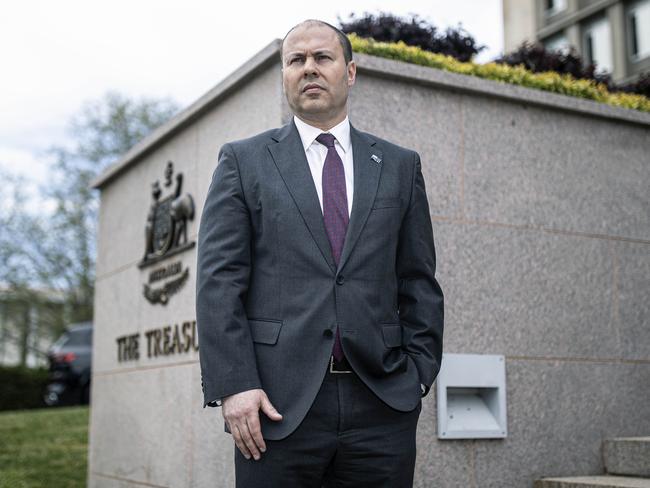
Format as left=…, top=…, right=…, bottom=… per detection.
left=329, top=355, right=353, bottom=373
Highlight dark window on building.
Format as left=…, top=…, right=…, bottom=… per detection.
left=545, top=0, right=566, bottom=15
left=631, top=14, right=639, bottom=56
left=628, top=0, right=650, bottom=60
left=585, top=32, right=594, bottom=64
left=582, top=17, right=613, bottom=73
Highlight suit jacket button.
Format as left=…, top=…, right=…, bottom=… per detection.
left=336, top=275, right=345, bottom=285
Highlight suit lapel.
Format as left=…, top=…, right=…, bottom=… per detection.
left=267, top=120, right=337, bottom=274
left=337, top=124, right=382, bottom=273
left=267, top=119, right=383, bottom=275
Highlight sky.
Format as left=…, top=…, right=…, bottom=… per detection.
left=0, top=0, right=503, bottom=189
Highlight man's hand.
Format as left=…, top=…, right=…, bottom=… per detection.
left=222, top=388, right=283, bottom=460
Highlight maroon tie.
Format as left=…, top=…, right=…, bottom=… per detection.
left=316, top=132, right=348, bottom=362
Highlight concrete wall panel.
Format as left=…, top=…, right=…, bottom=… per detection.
left=434, top=220, right=620, bottom=360
left=349, top=75, right=463, bottom=220
left=473, top=360, right=650, bottom=487
left=462, top=97, right=650, bottom=241
left=88, top=365, right=193, bottom=487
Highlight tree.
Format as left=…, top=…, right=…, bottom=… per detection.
left=0, top=92, right=179, bottom=365
left=338, top=12, right=485, bottom=62
left=0, top=169, right=69, bottom=365
left=45, top=91, right=179, bottom=323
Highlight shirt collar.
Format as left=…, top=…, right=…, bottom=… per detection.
left=293, top=115, right=351, bottom=154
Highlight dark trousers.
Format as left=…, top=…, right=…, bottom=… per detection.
left=234, top=360, right=422, bottom=487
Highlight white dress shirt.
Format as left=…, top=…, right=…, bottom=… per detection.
left=293, top=115, right=354, bottom=217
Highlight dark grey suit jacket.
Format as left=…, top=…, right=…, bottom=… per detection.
left=196, top=118, right=444, bottom=440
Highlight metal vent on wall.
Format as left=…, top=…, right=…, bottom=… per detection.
left=436, top=353, right=507, bottom=439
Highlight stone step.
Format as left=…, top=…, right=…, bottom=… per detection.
left=534, top=476, right=650, bottom=488
left=604, top=437, right=650, bottom=477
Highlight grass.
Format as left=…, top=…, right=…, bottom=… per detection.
left=0, top=406, right=89, bottom=488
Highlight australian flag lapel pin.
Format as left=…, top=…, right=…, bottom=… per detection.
left=371, top=154, right=382, bottom=164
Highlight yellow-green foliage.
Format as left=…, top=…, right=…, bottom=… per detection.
left=348, top=34, right=650, bottom=113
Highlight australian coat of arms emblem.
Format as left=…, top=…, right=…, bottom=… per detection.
left=139, top=161, right=195, bottom=305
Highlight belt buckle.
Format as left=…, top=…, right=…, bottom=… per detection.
left=330, top=355, right=352, bottom=374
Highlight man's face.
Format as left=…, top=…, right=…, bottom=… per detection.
left=281, top=24, right=356, bottom=127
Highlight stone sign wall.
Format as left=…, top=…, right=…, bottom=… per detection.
left=88, top=39, right=650, bottom=487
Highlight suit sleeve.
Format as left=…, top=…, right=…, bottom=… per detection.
left=396, top=151, right=444, bottom=396
left=196, top=143, right=262, bottom=408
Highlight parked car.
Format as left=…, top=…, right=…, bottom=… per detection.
left=44, top=321, right=93, bottom=406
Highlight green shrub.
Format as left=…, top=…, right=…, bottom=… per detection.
left=0, top=365, right=49, bottom=411
left=349, top=34, right=650, bottom=113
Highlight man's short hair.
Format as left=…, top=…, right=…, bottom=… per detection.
left=280, top=19, right=353, bottom=65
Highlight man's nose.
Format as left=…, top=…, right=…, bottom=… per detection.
left=302, top=56, right=319, bottom=76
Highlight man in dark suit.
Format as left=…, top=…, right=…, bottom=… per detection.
left=196, top=19, right=444, bottom=487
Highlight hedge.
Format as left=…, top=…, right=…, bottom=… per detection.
left=0, top=365, right=49, bottom=411
left=348, top=34, right=650, bottom=113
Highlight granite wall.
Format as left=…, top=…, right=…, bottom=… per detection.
left=89, top=40, right=650, bottom=487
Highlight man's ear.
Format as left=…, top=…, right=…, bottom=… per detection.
left=347, top=60, right=357, bottom=86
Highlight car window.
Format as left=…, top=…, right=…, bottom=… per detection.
left=51, top=333, right=69, bottom=349
left=59, top=329, right=93, bottom=347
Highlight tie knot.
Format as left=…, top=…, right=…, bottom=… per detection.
left=316, top=133, right=336, bottom=148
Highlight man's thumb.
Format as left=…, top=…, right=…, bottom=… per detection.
left=260, top=394, right=283, bottom=421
